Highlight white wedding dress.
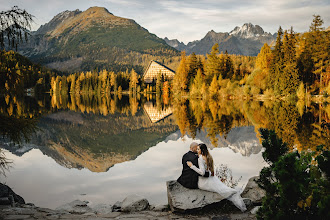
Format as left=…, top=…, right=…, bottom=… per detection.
left=190, top=156, right=247, bottom=212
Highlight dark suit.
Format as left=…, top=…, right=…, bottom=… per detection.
left=177, top=151, right=210, bottom=189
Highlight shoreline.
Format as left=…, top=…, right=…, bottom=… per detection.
left=0, top=177, right=263, bottom=220
left=0, top=200, right=258, bottom=220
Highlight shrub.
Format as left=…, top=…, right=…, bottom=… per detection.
left=256, top=129, right=330, bottom=220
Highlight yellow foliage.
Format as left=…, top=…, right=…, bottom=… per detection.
left=297, top=82, right=306, bottom=100
left=296, top=100, right=305, bottom=116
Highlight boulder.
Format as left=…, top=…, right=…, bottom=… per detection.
left=121, top=194, right=149, bottom=212
left=92, top=203, right=112, bottom=214
left=55, top=200, right=93, bottom=214
left=0, top=183, right=25, bottom=205
left=153, top=204, right=169, bottom=212
left=112, top=201, right=122, bottom=212
left=166, top=180, right=227, bottom=212
left=241, top=176, right=266, bottom=204
left=250, top=206, right=261, bottom=214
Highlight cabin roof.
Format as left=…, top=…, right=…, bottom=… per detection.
left=142, top=60, right=175, bottom=79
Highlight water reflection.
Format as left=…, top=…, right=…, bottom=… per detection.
left=0, top=93, right=329, bottom=209
left=143, top=101, right=173, bottom=123
left=173, top=98, right=329, bottom=150
left=2, top=134, right=265, bottom=209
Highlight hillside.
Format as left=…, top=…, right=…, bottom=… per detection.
left=164, top=23, right=276, bottom=56
left=18, top=7, right=179, bottom=72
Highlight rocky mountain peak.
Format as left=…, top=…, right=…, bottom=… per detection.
left=85, top=6, right=113, bottom=15
left=37, top=9, right=81, bottom=35
left=230, top=23, right=266, bottom=39
left=40, top=6, right=134, bottom=38
left=163, top=37, right=186, bottom=51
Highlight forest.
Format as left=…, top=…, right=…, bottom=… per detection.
left=44, top=16, right=330, bottom=103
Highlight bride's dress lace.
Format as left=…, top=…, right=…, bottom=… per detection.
left=190, top=156, right=247, bottom=212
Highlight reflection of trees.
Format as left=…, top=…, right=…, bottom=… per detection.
left=0, top=95, right=42, bottom=175
left=50, top=93, right=140, bottom=116
left=0, top=95, right=44, bottom=144
left=172, top=97, right=329, bottom=150
left=0, top=149, right=12, bottom=176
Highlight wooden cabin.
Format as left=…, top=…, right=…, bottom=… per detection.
left=143, top=60, right=175, bottom=83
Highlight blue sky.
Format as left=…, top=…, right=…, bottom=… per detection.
left=1, top=0, right=329, bottom=43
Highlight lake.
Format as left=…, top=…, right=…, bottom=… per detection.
left=0, top=94, right=329, bottom=209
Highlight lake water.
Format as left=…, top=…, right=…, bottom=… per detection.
left=0, top=94, right=328, bottom=209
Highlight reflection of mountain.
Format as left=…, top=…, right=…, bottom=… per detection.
left=165, top=126, right=262, bottom=156
left=143, top=102, right=173, bottom=123
left=1, top=109, right=178, bottom=172
left=0, top=143, right=34, bottom=156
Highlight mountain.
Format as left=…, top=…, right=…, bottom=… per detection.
left=165, top=126, right=262, bottom=157
left=18, top=7, right=178, bottom=72
left=163, top=37, right=186, bottom=51
left=164, top=23, right=275, bottom=56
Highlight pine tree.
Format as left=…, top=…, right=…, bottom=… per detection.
left=308, top=15, right=329, bottom=94
left=187, top=52, right=199, bottom=86
left=279, top=29, right=300, bottom=95
left=205, top=43, right=221, bottom=84
left=270, top=26, right=284, bottom=95
left=223, top=51, right=234, bottom=79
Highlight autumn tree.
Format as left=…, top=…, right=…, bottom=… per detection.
left=308, top=15, right=329, bottom=94
left=256, top=43, right=272, bottom=70
left=222, top=51, right=234, bottom=79
left=173, top=51, right=189, bottom=95
left=190, top=68, right=204, bottom=97
left=209, top=75, right=219, bottom=99
left=279, top=29, right=299, bottom=95
left=205, top=44, right=221, bottom=84
left=156, top=71, right=163, bottom=95
left=129, top=68, right=138, bottom=94
left=269, top=26, right=284, bottom=95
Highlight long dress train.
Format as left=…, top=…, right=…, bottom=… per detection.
left=190, top=156, right=247, bottom=212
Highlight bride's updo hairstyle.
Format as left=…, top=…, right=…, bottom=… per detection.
left=199, top=144, right=214, bottom=175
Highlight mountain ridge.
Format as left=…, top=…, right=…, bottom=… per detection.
left=164, top=23, right=276, bottom=56
left=18, top=6, right=178, bottom=72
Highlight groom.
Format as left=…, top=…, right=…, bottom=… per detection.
left=177, top=142, right=211, bottom=189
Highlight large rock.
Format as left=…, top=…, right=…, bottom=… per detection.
left=0, top=183, right=25, bottom=205
left=121, top=194, right=149, bottom=212
left=241, top=176, right=266, bottom=204
left=55, top=200, right=92, bottom=214
left=167, top=180, right=227, bottom=212
left=92, top=203, right=112, bottom=214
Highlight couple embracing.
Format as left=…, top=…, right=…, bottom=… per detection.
left=177, top=142, right=247, bottom=212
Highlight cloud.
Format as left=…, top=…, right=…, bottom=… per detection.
left=0, top=0, right=329, bottom=43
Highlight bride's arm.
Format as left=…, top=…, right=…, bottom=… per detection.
left=187, top=157, right=206, bottom=176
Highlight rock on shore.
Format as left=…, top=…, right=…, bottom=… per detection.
left=167, top=180, right=228, bottom=212
left=0, top=183, right=25, bottom=205
left=241, top=176, right=266, bottom=205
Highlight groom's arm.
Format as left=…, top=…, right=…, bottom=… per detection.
left=203, top=171, right=210, bottom=177
left=189, top=156, right=211, bottom=177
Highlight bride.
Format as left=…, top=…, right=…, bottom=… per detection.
left=187, top=143, right=247, bottom=212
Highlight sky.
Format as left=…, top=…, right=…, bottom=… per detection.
left=1, top=0, right=330, bottom=44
